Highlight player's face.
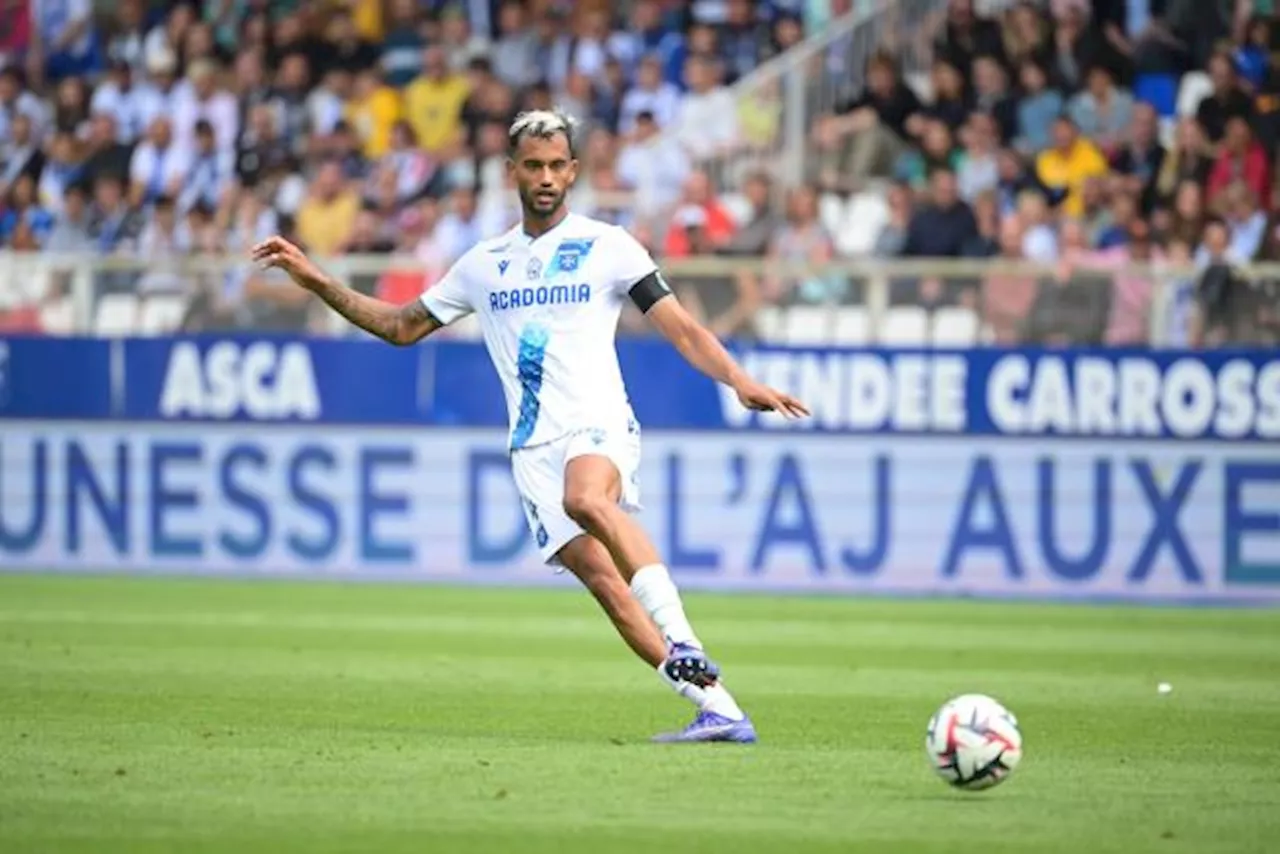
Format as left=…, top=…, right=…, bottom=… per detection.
left=509, top=133, right=577, bottom=219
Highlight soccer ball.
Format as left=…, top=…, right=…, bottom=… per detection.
left=925, top=694, right=1022, bottom=791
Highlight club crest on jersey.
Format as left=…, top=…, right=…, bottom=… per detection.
left=498, top=259, right=510, bottom=276
left=550, top=238, right=597, bottom=274
left=526, top=257, right=543, bottom=280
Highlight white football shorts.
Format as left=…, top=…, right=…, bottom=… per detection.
left=510, top=419, right=643, bottom=567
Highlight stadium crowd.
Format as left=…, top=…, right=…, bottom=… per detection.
left=0, top=0, right=1278, bottom=346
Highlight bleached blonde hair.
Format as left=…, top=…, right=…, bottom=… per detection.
left=507, top=109, right=579, bottom=158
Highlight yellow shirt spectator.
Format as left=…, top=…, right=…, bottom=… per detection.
left=345, top=72, right=402, bottom=159
left=296, top=164, right=361, bottom=257
left=403, top=50, right=471, bottom=154
left=1035, top=120, right=1109, bottom=218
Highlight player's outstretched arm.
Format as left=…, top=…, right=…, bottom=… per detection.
left=643, top=288, right=809, bottom=418
left=251, top=236, right=441, bottom=346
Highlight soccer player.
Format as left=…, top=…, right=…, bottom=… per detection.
left=251, top=110, right=809, bottom=743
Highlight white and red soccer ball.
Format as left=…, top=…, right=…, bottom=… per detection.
left=925, top=694, right=1023, bottom=791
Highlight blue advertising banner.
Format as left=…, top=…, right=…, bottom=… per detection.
left=0, top=335, right=1277, bottom=602
left=0, top=335, right=1277, bottom=441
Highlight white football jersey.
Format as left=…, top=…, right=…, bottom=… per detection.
left=419, top=212, right=663, bottom=450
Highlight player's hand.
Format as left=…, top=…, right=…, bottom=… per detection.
left=733, top=378, right=810, bottom=419
left=251, top=236, right=322, bottom=289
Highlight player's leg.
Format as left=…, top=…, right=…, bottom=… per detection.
left=562, top=450, right=755, bottom=741
left=555, top=533, right=666, bottom=667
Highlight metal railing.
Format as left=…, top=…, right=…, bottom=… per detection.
left=3, top=251, right=1278, bottom=349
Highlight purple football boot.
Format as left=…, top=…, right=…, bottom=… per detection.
left=652, top=711, right=758, bottom=744
left=661, top=642, right=721, bottom=687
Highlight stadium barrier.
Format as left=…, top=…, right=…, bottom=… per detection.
left=0, top=334, right=1277, bottom=603
left=4, top=251, right=1278, bottom=346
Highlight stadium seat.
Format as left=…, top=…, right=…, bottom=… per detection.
left=831, top=307, right=870, bottom=344
left=39, top=298, right=76, bottom=335
left=930, top=307, right=981, bottom=346
left=93, top=294, right=139, bottom=336
left=878, top=306, right=929, bottom=346
left=138, top=295, right=189, bottom=335
left=753, top=305, right=784, bottom=341
left=1176, top=71, right=1212, bottom=117
left=835, top=191, right=889, bottom=257
left=781, top=305, right=834, bottom=345
left=818, top=192, right=847, bottom=237
left=1134, top=72, right=1178, bottom=117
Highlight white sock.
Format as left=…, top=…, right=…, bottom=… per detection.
left=656, top=665, right=746, bottom=721
left=630, top=564, right=701, bottom=648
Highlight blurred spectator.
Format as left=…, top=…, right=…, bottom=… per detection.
left=895, top=119, right=959, bottom=191
left=609, top=0, right=685, bottom=87
left=380, top=0, right=426, bottom=88
left=616, top=111, right=690, bottom=219
left=1014, top=60, right=1063, bottom=156
left=296, top=160, right=359, bottom=256
left=430, top=186, right=483, bottom=266
left=962, top=189, right=1001, bottom=257
left=1017, top=189, right=1058, bottom=262
left=1191, top=216, right=1252, bottom=346
left=0, top=68, right=49, bottom=141
left=822, top=52, right=922, bottom=186
left=933, top=0, right=1004, bottom=72
left=720, top=0, right=769, bottom=85
left=983, top=214, right=1039, bottom=344
left=438, top=6, right=490, bottom=73
left=663, top=170, right=737, bottom=257
left=720, top=171, right=779, bottom=257
left=873, top=180, right=914, bottom=258
left=235, top=105, right=292, bottom=194
left=44, top=182, right=92, bottom=254
left=956, top=112, right=1000, bottom=203
left=1234, top=16, right=1272, bottom=92
left=0, top=173, right=54, bottom=247
left=903, top=167, right=978, bottom=257
left=491, top=1, right=540, bottom=90
left=87, top=173, right=143, bottom=256
left=134, top=48, right=181, bottom=134
left=1036, top=116, right=1108, bottom=217
left=346, top=68, right=401, bottom=159
left=971, top=54, right=1017, bottom=144
left=1171, top=178, right=1207, bottom=246
left=136, top=195, right=192, bottom=294
left=90, top=60, right=147, bottom=142
left=925, top=57, right=972, bottom=133
left=1206, top=115, right=1271, bottom=212
left=1111, top=102, right=1165, bottom=212
left=1095, top=191, right=1140, bottom=250
left=1221, top=180, right=1267, bottom=261
left=324, top=13, right=379, bottom=75
left=672, top=55, right=739, bottom=162
left=1067, top=65, right=1134, bottom=156
left=37, top=132, right=84, bottom=214
left=129, top=117, right=187, bottom=209
left=173, top=59, right=238, bottom=158
left=1104, top=219, right=1159, bottom=345
left=179, top=119, right=231, bottom=213
left=0, top=113, right=44, bottom=196
left=762, top=185, right=839, bottom=306
left=1155, top=117, right=1213, bottom=202
left=620, top=55, right=682, bottom=134
left=35, top=0, right=99, bottom=81
left=1001, top=1, right=1054, bottom=72
left=1196, top=50, right=1255, bottom=144
left=1021, top=256, right=1111, bottom=346
left=676, top=213, right=759, bottom=340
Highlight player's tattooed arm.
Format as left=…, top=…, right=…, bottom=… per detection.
left=251, top=236, right=441, bottom=346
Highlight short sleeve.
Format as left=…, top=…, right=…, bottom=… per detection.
left=419, top=260, right=473, bottom=325
left=608, top=226, right=659, bottom=294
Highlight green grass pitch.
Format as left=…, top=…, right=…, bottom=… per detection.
left=1, top=574, right=1278, bottom=854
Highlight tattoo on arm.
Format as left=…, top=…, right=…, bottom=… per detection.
left=303, top=271, right=440, bottom=345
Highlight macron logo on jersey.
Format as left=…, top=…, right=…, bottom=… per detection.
left=490, top=283, right=592, bottom=312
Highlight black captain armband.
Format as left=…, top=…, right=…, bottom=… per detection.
left=628, top=271, right=673, bottom=313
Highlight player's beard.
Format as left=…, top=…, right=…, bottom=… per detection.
left=519, top=184, right=566, bottom=220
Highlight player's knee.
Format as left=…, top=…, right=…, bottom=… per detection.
left=563, top=489, right=612, bottom=533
